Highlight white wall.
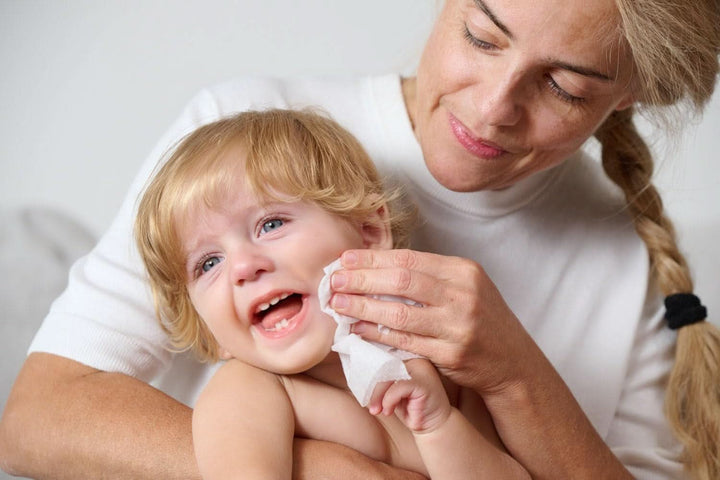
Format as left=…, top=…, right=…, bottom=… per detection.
left=1, top=2, right=718, bottom=311
left=0, top=0, right=435, bottom=234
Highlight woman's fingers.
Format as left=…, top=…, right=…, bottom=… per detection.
left=355, top=322, right=462, bottom=369
left=340, top=249, right=448, bottom=273
left=331, top=266, right=445, bottom=307
left=331, top=294, right=443, bottom=338
left=333, top=248, right=488, bottom=306
left=337, top=249, right=477, bottom=290
left=330, top=248, right=529, bottom=392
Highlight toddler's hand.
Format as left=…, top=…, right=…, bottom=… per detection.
left=367, top=358, right=451, bottom=433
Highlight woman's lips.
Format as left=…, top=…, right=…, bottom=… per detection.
left=448, top=113, right=507, bottom=159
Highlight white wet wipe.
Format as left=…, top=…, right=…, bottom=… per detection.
left=317, top=258, right=422, bottom=407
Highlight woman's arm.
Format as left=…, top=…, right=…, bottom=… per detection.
left=481, top=356, right=632, bottom=480
left=0, top=353, right=429, bottom=480
left=0, top=353, right=200, bottom=480
left=293, top=439, right=428, bottom=480
left=329, top=249, right=634, bottom=480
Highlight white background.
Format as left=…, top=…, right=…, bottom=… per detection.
left=0, top=0, right=718, bottom=441
left=0, top=0, right=435, bottom=234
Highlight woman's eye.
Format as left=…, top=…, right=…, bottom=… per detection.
left=463, top=25, right=497, bottom=51
left=260, top=218, right=284, bottom=234
left=201, top=256, right=222, bottom=273
left=545, top=74, right=586, bottom=105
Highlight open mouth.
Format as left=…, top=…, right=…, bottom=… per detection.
left=253, top=292, right=304, bottom=333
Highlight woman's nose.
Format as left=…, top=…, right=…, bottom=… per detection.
left=230, top=249, right=273, bottom=285
left=474, top=74, right=523, bottom=127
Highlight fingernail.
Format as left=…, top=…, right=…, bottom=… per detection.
left=350, top=322, right=365, bottom=334
left=331, top=272, right=347, bottom=289
left=342, top=251, right=358, bottom=266
left=331, top=294, right=349, bottom=310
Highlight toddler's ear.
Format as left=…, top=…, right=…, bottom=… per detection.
left=360, top=195, right=393, bottom=250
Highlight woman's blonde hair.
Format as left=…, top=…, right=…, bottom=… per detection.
left=135, top=108, right=412, bottom=362
left=595, top=1, right=720, bottom=477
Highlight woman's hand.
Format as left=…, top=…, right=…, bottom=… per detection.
left=330, top=249, right=636, bottom=480
left=329, top=249, right=541, bottom=395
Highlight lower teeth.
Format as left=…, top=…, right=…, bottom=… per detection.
left=267, top=318, right=289, bottom=332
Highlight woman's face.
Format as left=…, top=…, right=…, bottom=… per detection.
left=411, top=0, right=635, bottom=191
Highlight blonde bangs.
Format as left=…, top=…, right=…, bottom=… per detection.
left=241, top=109, right=386, bottom=222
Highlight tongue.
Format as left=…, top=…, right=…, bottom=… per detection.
left=260, top=295, right=303, bottom=330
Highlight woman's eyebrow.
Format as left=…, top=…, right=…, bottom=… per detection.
left=551, top=60, right=615, bottom=82
left=474, top=0, right=615, bottom=82
left=474, top=0, right=514, bottom=40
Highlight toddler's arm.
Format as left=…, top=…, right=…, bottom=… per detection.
left=193, top=359, right=295, bottom=480
left=371, top=358, right=530, bottom=480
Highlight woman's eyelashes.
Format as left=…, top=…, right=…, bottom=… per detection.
left=544, top=74, right=586, bottom=104
left=462, top=25, right=587, bottom=105
left=463, top=25, right=497, bottom=51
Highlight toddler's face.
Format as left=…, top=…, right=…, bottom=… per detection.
left=181, top=186, right=369, bottom=375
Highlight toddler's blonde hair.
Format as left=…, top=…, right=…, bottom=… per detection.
left=135, top=108, right=412, bottom=362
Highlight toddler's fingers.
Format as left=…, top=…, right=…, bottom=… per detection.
left=367, top=380, right=394, bottom=415
left=381, top=380, right=415, bottom=417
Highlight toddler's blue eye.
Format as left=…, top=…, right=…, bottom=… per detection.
left=201, top=256, right=222, bottom=273
left=261, top=218, right=284, bottom=233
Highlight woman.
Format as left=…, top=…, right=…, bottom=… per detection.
left=1, top=0, right=718, bottom=479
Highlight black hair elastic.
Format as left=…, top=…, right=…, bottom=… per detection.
left=664, top=293, right=707, bottom=330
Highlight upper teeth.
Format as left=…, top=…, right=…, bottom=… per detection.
left=256, top=293, right=291, bottom=313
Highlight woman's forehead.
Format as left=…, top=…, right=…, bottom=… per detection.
left=449, top=0, right=630, bottom=78
left=456, top=0, right=624, bottom=55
